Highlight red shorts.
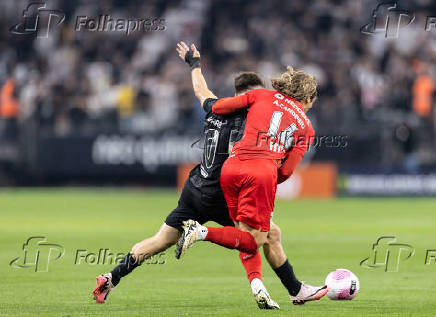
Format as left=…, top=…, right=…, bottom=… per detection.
left=220, top=155, right=277, bottom=232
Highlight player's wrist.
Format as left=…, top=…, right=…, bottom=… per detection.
left=190, top=59, right=201, bottom=70
left=185, top=50, right=201, bottom=70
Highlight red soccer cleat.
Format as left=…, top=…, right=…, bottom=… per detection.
left=92, top=273, right=114, bottom=303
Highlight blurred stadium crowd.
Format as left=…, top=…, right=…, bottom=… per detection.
left=1, top=0, right=436, bottom=171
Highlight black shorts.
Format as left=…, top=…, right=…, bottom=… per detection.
left=165, top=180, right=234, bottom=231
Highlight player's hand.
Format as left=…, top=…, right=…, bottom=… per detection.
left=176, top=41, right=201, bottom=69
left=190, top=44, right=200, bottom=58
left=176, top=41, right=190, bottom=61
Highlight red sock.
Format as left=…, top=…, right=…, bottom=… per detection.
left=204, top=226, right=258, bottom=254
left=239, top=250, right=262, bottom=283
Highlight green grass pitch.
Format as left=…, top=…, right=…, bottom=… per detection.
left=1, top=189, right=436, bottom=316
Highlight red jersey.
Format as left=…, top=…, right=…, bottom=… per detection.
left=212, top=88, right=315, bottom=162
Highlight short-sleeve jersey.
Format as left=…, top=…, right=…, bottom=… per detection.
left=231, top=89, right=315, bottom=160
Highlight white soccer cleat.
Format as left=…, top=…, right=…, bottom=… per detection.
left=175, top=220, right=205, bottom=259
left=290, top=282, right=329, bottom=305
left=251, top=278, right=280, bottom=310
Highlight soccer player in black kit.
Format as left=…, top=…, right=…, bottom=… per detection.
left=92, top=42, right=313, bottom=309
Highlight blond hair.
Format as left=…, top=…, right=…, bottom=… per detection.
left=271, top=66, right=317, bottom=102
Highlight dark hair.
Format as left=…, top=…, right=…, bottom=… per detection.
left=234, top=72, right=265, bottom=93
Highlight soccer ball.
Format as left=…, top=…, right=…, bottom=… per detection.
left=325, top=269, right=360, bottom=300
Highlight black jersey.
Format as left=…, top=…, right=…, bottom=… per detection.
left=188, top=98, right=247, bottom=194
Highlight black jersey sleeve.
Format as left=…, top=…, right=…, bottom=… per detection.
left=202, top=98, right=218, bottom=113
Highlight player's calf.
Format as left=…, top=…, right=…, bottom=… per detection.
left=131, top=223, right=180, bottom=262
left=175, top=220, right=263, bottom=259
left=92, top=223, right=180, bottom=303
left=264, top=222, right=287, bottom=267
left=262, top=222, right=305, bottom=299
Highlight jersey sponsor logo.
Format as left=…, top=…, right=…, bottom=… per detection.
left=206, top=116, right=226, bottom=129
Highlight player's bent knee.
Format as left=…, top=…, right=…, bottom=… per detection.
left=268, top=223, right=282, bottom=245
left=156, top=223, right=181, bottom=246
left=253, top=232, right=268, bottom=248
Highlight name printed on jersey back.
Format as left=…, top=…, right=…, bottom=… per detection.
left=273, top=93, right=310, bottom=129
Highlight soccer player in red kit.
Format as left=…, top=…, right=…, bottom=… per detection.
left=176, top=67, right=329, bottom=304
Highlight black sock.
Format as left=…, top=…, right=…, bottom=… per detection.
left=273, top=259, right=302, bottom=296
left=110, top=253, right=141, bottom=286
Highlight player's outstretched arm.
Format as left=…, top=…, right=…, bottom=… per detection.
left=176, top=41, right=216, bottom=105
left=211, top=95, right=249, bottom=115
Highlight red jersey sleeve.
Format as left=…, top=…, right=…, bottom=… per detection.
left=277, top=125, right=315, bottom=184
left=212, top=90, right=256, bottom=115
left=277, top=151, right=304, bottom=184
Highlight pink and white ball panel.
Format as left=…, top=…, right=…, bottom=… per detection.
left=325, top=269, right=360, bottom=300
